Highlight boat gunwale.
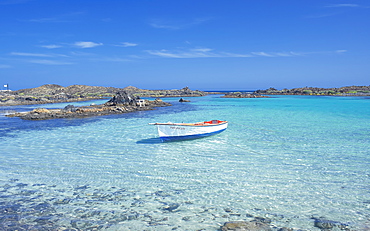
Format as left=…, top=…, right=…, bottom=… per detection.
left=152, top=121, right=228, bottom=127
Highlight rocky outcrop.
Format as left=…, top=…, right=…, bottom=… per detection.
left=255, top=86, right=370, bottom=96
left=133, top=86, right=207, bottom=98
left=0, top=84, right=117, bottom=106
left=105, top=91, right=138, bottom=106
left=6, top=92, right=171, bottom=120
left=221, top=221, right=272, bottom=231
left=311, top=217, right=350, bottom=230
left=0, top=85, right=206, bottom=106
left=179, top=98, right=191, bottom=102
left=221, top=92, right=270, bottom=98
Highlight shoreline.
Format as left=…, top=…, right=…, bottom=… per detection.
left=5, top=92, right=171, bottom=120
left=0, top=85, right=206, bottom=107
left=0, top=97, right=107, bottom=107
left=2, top=84, right=370, bottom=108
left=255, top=86, right=370, bottom=96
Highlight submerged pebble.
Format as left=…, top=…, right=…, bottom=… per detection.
left=0, top=178, right=359, bottom=230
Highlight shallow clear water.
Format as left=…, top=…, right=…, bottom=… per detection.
left=1, top=95, right=369, bottom=230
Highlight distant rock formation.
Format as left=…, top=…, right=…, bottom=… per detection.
left=0, top=84, right=207, bottom=106
left=221, top=92, right=270, bottom=98
left=255, top=86, right=370, bottom=96
left=134, top=86, right=207, bottom=98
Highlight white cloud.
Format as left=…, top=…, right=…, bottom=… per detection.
left=27, top=12, right=85, bottom=23
left=10, top=52, right=54, bottom=57
left=69, top=51, right=94, bottom=56
left=90, top=57, right=131, bottom=62
left=307, top=4, right=367, bottom=18
left=251, top=52, right=275, bottom=57
left=150, top=23, right=180, bottom=30
left=325, top=4, right=360, bottom=8
left=116, top=42, right=138, bottom=47
left=251, top=51, right=304, bottom=57
left=74, top=41, right=103, bottom=48
left=0, top=64, right=11, bottom=68
left=41, top=44, right=62, bottom=49
left=146, top=48, right=253, bottom=58
left=28, top=17, right=59, bottom=23
left=28, top=59, right=73, bottom=65
left=146, top=48, right=216, bottom=58
left=146, top=48, right=345, bottom=59
left=192, top=48, right=213, bottom=53
left=150, top=18, right=212, bottom=30
left=10, top=52, right=68, bottom=57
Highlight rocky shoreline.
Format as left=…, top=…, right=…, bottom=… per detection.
left=255, top=86, right=370, bottom=96
left=0, top=84, right=206, bottom=106
left=6, top=91, right=171, bottom=120
left=221, top=92, right=270, bottom=98
left=2, top=85, right=369, bottom=107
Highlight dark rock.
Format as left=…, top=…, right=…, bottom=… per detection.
left=16, top=183, right=28, bottom=188
left=63, top=104, right=77, bottom=112
left=154, top=190, right=171, bottom=197
left=221, top=221, right=272, bottom=231
left=75, top=185, right=89, bottom=190
left=182, top=216, right=191, bottom=221
left=179, top=98, right=191, bottom=102
left=224, top=208, right=233, bottom=213
left=162, top=203, right=180, bottom=212
left=278, top=228, right=293, bottom=231
left=53, top=198, right=72, bottom=205
left=253, top=217, right=272, bottom=224
left=312, top=217, right=349, bottom=230
left=105, top=91, right=137, bottom=106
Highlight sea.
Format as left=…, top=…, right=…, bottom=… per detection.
left=0, top=94, right=369, bottom=230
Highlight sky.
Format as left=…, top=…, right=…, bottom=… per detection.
left=0, top=0, right=369, bottom=91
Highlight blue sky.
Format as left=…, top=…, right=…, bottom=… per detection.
left=1, top=0, right=369, bottom=90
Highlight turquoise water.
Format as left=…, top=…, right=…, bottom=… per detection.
left=1, top=95, right=369, bottom=230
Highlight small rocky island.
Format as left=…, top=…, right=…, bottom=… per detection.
left=0, top=84, right=206, bottom=106
left=6, top=91, right=171, bottom=120
left=255, top=86, right=370, bottom=96
left=221, top=92, right=270, bottom=98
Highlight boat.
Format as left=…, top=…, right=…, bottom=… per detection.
left=149, top=120, right=228, bottom=141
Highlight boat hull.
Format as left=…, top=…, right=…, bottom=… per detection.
left=154, top=121, right=228, bottom=142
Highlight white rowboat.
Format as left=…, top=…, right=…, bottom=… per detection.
left=150, top=120, right=228, bottom=142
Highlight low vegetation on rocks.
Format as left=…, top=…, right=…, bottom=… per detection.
left=6, top=91, right=171, bottom=120
left=255, top=86, right=370, bottom=96
left=221, top=92, right=270, bottom=98
left=0, top=84, right=206, bottom=106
